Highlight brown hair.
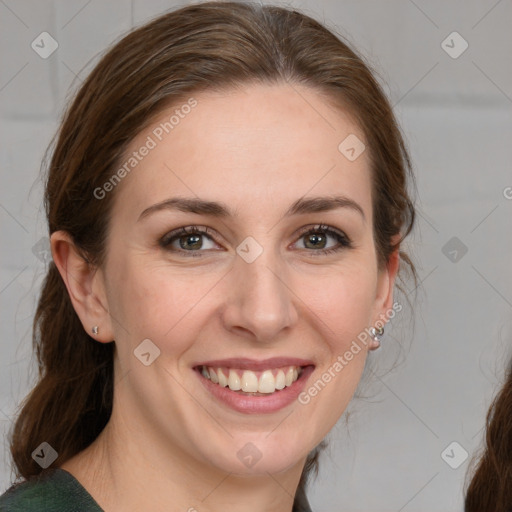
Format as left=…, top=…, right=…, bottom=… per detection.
left=465, top=359, right=512, bottom=511
left=8, top=0, right=416, bottom=502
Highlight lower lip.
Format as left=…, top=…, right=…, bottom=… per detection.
left=195, top=366, right=315, bottom=414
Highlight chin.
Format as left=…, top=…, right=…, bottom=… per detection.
left=201, top=433, right=312, bottom=476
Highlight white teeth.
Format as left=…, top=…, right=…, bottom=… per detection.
left=241, top=371, right=258, bottom=392
left=217, top=368, right=228, bottom=387
left=285, top=367, right=295, bottom=387
left=201, top=365, right=302, bottom=394
left=275, top=370, right=286, bottom=390
left=258, top=370, right=276, bottom=393
left=228, top=369, right=241, bottom=390
left=209, top=367, right=219, bottom=384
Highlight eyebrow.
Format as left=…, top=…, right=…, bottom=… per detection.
left=138, top=195, right=366, bottom=222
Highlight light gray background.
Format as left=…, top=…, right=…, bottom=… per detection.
left=1, top=1, right=511, bottom=511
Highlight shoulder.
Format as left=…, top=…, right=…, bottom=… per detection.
left=0, top=468, right=103, bottom=512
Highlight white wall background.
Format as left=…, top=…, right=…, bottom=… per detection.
left=1, top=1, right=511, bottom=511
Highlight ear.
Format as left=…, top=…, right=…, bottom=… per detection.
left=50, top=230, right=114, bottom=343
left=372, top=235, right=401, bottom=324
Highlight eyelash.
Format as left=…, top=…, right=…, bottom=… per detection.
left=159, top=223, right=352, bottom=258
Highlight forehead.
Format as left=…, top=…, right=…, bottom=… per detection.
left=110, top=83, right=372, bottom=222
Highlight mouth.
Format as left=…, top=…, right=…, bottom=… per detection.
left=196, top=365, right=304, bottom=395
left=192, top=357, right=315, bottom=413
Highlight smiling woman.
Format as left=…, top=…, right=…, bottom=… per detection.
left=1, top=2, right=416, bottom=511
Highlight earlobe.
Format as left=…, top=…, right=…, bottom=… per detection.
left=368, top=246, right=400, bottom=352
left=50, top=231, right=114, bottom=343
left=374, top=238, right=401, bottom=321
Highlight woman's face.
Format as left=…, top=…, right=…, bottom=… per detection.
left=98, top=83, right=398, bottom=476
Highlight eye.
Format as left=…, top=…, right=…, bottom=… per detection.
left=159, top=223, right=353, bottom=258
left=159, top=226, right=221, bottom=257
left=293, top=223, right=352, bottom=256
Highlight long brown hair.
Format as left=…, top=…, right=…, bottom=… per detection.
left=7, top=1, right=416, bottom=501
left=465, top=359, right=512, bottom=511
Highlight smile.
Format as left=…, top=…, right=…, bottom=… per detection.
left=193, top=357, right=315, bottom=413
left=199, top=365, right=302, bottom=394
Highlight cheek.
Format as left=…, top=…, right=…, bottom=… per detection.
left=296, top=262, right=378, bottom=345
left=293, top=265, right=376, bottom=422
left=106, top=256, right=220, bottom=354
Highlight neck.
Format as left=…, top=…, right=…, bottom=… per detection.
left=61, top=403, right=306, bottom=512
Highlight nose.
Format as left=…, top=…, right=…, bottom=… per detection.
left=221, top=246, right=299, bottom=343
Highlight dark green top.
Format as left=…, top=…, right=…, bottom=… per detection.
left=0, top=468, right=313, bottom=511
left=0, top=469, right=102, bottom=511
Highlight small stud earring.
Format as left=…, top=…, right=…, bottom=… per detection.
left=369, top=326, right=384, bottom=350
left=91, top=326, right=99, bottom=335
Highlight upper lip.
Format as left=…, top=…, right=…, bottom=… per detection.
left=193, top=357, right=314, bottom=371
